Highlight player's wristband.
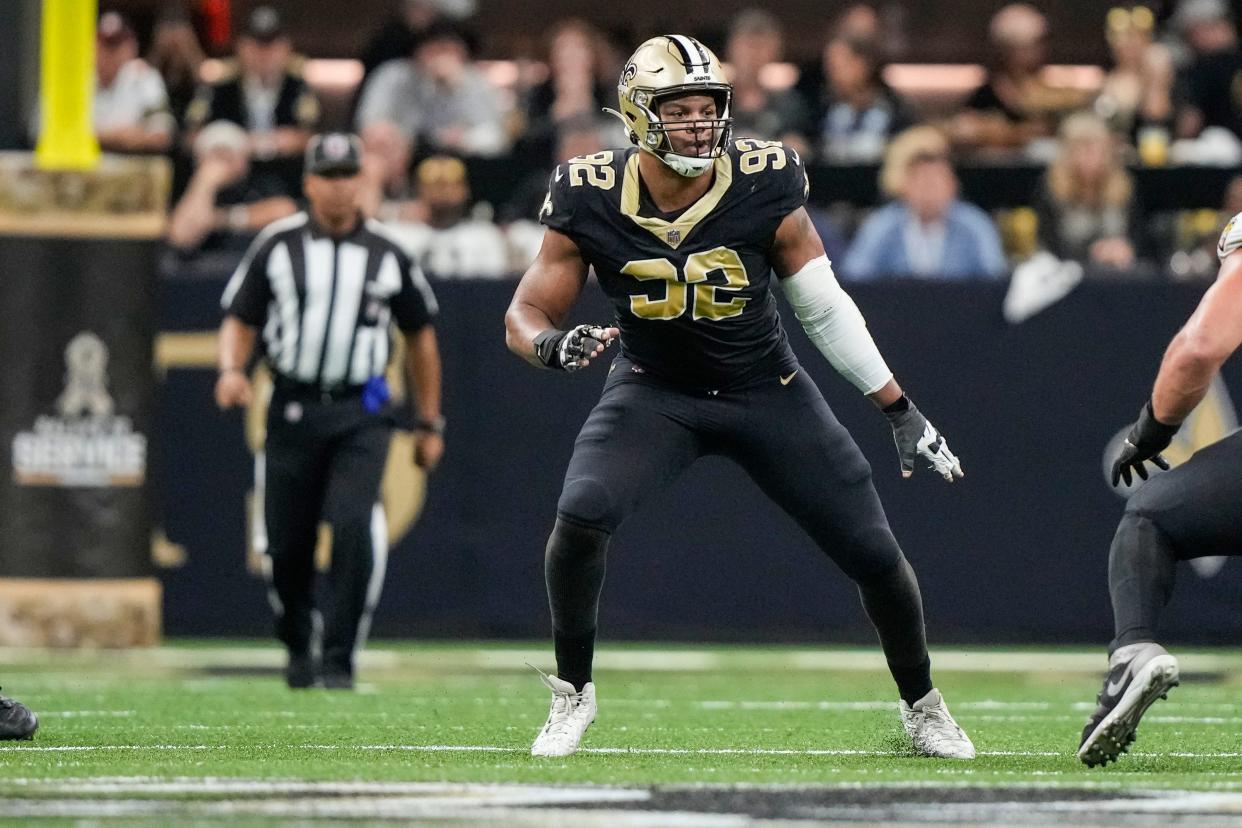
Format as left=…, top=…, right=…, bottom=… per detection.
left=1136, top=399, right=1179, bottom=444
left=414, top=415, right=446, bottom=435
left=533, top=329, right=567, bottom=370
left=881, top=394, right=910, bottom=415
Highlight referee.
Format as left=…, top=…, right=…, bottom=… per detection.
left=215, top=132, right=443, bottom=689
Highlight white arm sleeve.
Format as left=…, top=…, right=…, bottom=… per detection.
left=778, top=255, right=893, bottom=395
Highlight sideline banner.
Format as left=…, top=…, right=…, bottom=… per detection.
left=0, top=236, right=156, bottom=575
left=0, top=153, right=167, bottom=645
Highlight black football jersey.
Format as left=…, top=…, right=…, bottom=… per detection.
left=540, top=140, right=809, bottom=389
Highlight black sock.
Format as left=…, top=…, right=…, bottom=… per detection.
left=545, top=518, right=610, bottom=692
left=1109, top=513, right=1178, bottom=654
left=856, top=557, right=933, bottom=705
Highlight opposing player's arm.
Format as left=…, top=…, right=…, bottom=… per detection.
left=771, top=207, right=963, bottom=481
left=1152, top=250, right=1242, bottom=423
left=1113, top=234, right=1242, bottom=486
left=504, top=228, right=618, bottom=371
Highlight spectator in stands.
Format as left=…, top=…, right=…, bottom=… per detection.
left=168, top=121, right=297, bottom=251
left=834, top=3, right=881, bottom=42
left=1167, top=174, right=1242, bottom=279
left=842, top=126, right=1007, bottom=281
left=184, top=6, right=319, bottom=162
left=359, top=0, right=447, bottom=78
left=1035, top=112, right=1139, bottom=270
left=356, top=22, right=510, bottom=158
left=810, top=33, right=911, bottom=162
left=359, top=120, right=416, bottom=217
left=521, top=20, right=615, bottom=164
left=1173, top=0, right=1242, bottom=139
left=383, top=155, right=509, bottom=278
left=147, top=8, right=206, bottom=130
left=952, top=3, right=1085, bottom=151
left=93, top=11, right=174, bottom=154
left=1096, top=5, right=1175, bottom=144
left=724, top=9, right=809, bottom=149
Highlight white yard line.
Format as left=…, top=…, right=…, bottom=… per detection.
left=3, top=742, right=1241, bottom=759
left=3, top=645, right=1241, bottom=675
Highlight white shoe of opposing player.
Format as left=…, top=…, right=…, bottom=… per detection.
left=900, top=688, right=976, bottom=759
left=530, top=674, right=596, bottom=757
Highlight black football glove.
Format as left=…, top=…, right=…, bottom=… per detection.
left=533, top=324, right=615, bottom=372
left=1111, top=400, right=1178, bottom=487
left=883, top=396, right=964, bottom=482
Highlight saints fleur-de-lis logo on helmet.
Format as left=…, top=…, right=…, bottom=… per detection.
left=605, top=35, right=733, bottom=179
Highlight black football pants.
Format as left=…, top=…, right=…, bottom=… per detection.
left=546, top=357, right=932, bottom=701
left=263, top=385, right=390, bottom=677
left=1109, top=429, right=1242, bottom=652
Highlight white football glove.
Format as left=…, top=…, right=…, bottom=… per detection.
left=884, top=398, right=964, bottom=482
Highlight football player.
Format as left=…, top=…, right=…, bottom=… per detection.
left=0, top=690, right=38, bottom=740
left=1077, top=217, right=1242, bottom=767
left=505, top=35, right=972, bottom=759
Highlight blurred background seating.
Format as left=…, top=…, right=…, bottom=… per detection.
left=7, top=0, right=1242, bottom=282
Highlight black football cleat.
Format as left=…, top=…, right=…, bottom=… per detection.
left=286, top=653, right=317, bottom=689
left=1078, top=643, right=1179, bottom=767
left=320, top=672, right=354, bottom=690
left=0, top=690, right=38, bottom=741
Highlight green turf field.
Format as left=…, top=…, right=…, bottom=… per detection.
left=2, top=641, right=1241, bottom=823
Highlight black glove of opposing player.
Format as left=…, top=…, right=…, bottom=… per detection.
left=1111, top=400, right=1178, bottom=487
left=533, top=324, right=616, bottom=372
left=883, top=396, right=963, bottom=482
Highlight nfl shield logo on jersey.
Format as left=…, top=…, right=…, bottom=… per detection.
left=666, top=229, right=681, bottom=245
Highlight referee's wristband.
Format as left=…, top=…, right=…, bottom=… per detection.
left=414, top=415, right=446, bottom=435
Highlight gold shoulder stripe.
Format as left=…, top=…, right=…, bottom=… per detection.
left=620, top=152, right=732, bottom=250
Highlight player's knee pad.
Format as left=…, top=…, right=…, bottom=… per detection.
left=1110, top=511, right=1174, bottom=562
left=1121, top=474, right=1176, bottom=528
left=556, top=475, right=618, bottom=533
left=838, top=526, right=905, bottom=585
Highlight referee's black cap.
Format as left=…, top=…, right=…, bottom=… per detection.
left=305, top=133, right=363, bottom=177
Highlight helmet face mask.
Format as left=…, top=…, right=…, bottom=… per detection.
left=609, top=35, right=734, bottom=178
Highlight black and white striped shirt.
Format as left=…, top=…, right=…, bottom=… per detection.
left=221, top=212, right=438, bottom=388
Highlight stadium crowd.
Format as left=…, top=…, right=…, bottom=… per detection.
left=71, top=0, right=1242, bottom=281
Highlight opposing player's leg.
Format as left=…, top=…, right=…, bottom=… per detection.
left=1079, top=430, right=1242, bottom=766
left=721, top=371, right=973, bottom=759
left=533, top=363, right=703, bottom=757
left=319, top=420, right=389, bottom=689
left=264, top=413, right=330, bottom=688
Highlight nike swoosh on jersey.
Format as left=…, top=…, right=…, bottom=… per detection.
left=555, top=168, right=564, bottom=181
left=780, top=371, right=798, bottom=385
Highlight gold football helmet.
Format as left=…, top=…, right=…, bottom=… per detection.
left=608, top=34, right=733, bottom=178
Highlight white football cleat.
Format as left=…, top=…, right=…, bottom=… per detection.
left=530, top=674, right=596, bottom=757
left=1077, top=642, right=1179, bottom=767
left=900, top=688, right=976, bottom=759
